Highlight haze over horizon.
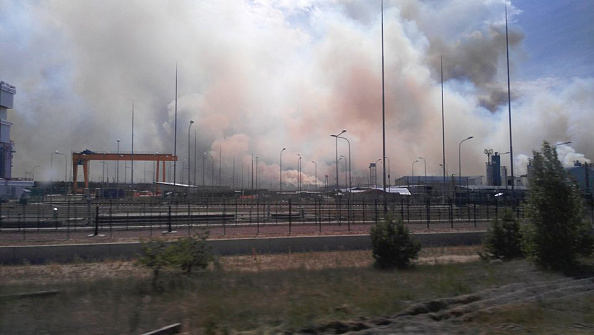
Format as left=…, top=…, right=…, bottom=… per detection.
left=1, top=0, right=592, bottom=189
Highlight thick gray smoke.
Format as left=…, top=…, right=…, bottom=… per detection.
left=0, top=0, right=591, bottom=188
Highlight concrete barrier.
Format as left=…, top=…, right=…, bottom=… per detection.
left=0, top=232, right=486, bottom=265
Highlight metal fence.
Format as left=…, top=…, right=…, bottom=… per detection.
left=1, top=191, right=592, bottom=243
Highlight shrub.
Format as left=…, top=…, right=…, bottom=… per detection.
left=481, top=209, right=523, bottom=261
left=370, top=215, right=421, bottom=269
left=165, top=234, right=213, bottom=274
left=138, top=231, right=213, bottom=288
left=522, top=141, right=594, bottom=271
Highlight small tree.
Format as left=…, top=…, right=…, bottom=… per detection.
left=165, top=234, right=213, bottom=274
left=138, top=231, right=213, bottom=288
left=522, top=141, right=593, bottom=271
left=370, top=215, right=421, bottom=269
left=138, top=239, right=170, bottom=289
left=481, top=209, right=523, bottom=261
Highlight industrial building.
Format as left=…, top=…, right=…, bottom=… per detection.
left=0, top=80, right=33, bottom=200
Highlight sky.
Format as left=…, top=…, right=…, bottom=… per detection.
left=0, top=0, right=592, bottom=189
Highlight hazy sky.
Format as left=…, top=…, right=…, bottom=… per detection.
left=1, top=0, right=592, bottom=188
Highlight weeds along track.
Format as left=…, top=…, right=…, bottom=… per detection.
left=296, top=276, right=594, bottom=334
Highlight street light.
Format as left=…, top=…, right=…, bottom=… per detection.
left=384, top=157, right=390, bottom=187
left=188, top=120, right=194, bottom=185
left=418, top=156, right=426, bottom=183
left=210, top=154, right=214, bottom=188
left=279, top=147, right=286, bottom=192
left=340, top=155, right=347, bottom=189
left=412, top=159, right=419, bottom=177
left=458, top=136, right=474, bottom=181
left=334, top=134, right=351, bottom=192
left=255, top=156, right=259, bottom=192
left=193, top=129, right=197, bottom=189
left=51, top=150, right=66, bottom=194
left=331, top=129, right=346, bottom=191
left=202, top=152, right=207, bottom=187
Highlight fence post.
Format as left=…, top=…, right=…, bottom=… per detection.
left=187, top=203, right=191, bottom=236
left=167, top=205, right=173, bottom=233
left=256, top=197, right=260, bottom=236
left=288, top=198, right=292, bottom=235
left=374, top=198, right=378, bottom=224
left=93, top=205, right=100, bottom=236
left=448, top=198, right=454, bottom=228
left=318, top=197, right=322, bottom=234
left=347, top=198, right=351, bottom=232
left=426, top=196, right=430, bottom=229
left=222, top=198, right=226, bottom=236
left=362, top=197, right=366, bottom=224
left=473, top=200, right=477, bottom=228
left=406, top=196, right=410, bottom=224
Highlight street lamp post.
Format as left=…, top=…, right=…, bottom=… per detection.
left=384, top=157, right=390, bottom=187
left=340, top=155, right=347, bottom=189
left=188, top=120, right=194, bottom=185
left=458, top=136, right=474, bottom=181
left=412, top=159, right=419, bottom=178
left=194, top=129, right=197, bottom=189
left=499, top=151, right=510, bottom=189
left=52, top=150, right=66, bottom=193
left=279, top=147, right=286, bottom=192
left=255, top=156, right=259, bottom=192
left=202, top=152, right=207, bottom=187
left=210, top=155, right=214, bottom=188
left=335, top=135, right=351, bottom=192
left=116, top=139, right=120, bottom=186
left=331, top=129, right=346, bottom=192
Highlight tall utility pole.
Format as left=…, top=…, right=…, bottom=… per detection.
left=331, top=129, right=346, bottom=192
left=116, top=139, right=120, bottom=186
left=131, top=101, right=134, bottom=186
left=193, top=129, right=197, bottom=188
left=188, top=120, right=194, bottom=185
left=505, top=5, right=514, bottom=192
left=441, top=56, right=447, bottom=196
left=381, top=0, right=387, bottom=214
left=173, top=64, right=178, bottom=186
left=279, top=147, right=286, bottom=192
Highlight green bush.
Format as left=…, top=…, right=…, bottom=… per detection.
left=165, top=234, right=212, bottom=274
left=138, top=231, right=213, bottom=288
left=522, top=141, right=594, bottom=271
left=370, top=215, right=421, bottom=269
left=481, top=209, right=523, bottom=261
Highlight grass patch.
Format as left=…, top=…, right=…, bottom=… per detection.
left=0, top=248, right=587, bottom=334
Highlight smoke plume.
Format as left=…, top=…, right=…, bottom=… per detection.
left=0, top=0, right=591, bottom=188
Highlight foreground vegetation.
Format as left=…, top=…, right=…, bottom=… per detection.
left=1, top=247, right=592, bottom=334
